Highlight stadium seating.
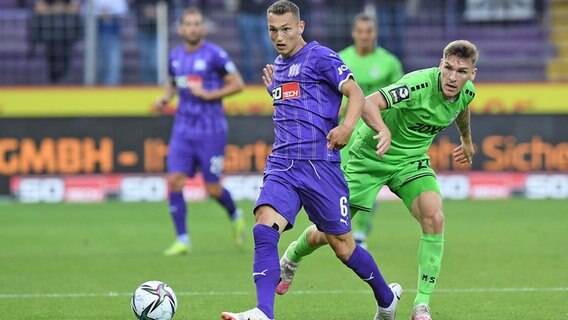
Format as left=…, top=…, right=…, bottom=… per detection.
left=0, top=1, right=553, bottom=85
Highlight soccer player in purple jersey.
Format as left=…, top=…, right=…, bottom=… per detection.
left=221, top=2, right=400, bottom=320
left=155, top=8, right=246, bottom=256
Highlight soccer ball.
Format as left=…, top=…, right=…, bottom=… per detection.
left=131, top=280, right=178, bottom=320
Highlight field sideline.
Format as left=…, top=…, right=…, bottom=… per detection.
left=0, top=199, right=566, bottom=319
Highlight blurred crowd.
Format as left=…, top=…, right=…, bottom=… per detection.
left=15, top=0, right=547, bottom=85
left=23, top=0, right=422, bottom=85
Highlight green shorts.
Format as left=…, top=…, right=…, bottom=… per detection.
left=344, top=139, right=441, bottom=213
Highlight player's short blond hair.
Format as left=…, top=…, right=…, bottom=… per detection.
left=267, top=0, right=301, bottom=21
left=443, top=40, right=478, bottom=66
left=179, top=7, right=203, bottom=24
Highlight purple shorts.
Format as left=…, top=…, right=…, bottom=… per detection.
left=167, top=133, right=226, bottom=183
left=255, top=156, right=351, bottom=235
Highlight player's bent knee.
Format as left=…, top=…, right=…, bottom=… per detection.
left=167, top=174, right=186, bottom=192
left=326, top=234, right=356, bottom=262
left=420, top=210, right=445, bottom=233
left=309, top=228, right=329, bottom=247
left=204, top=183, right=222, bottom=198
left=254, top=205, right=288, bottom=233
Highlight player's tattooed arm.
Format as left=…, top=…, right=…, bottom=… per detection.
left=455, top=107, right=472, bottom=141
left=454, top=107, right=474, bottom=164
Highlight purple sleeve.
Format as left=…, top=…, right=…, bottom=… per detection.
left=315, top=52, right=353, bottom=92
left=213, top=48, right=237, bottom=77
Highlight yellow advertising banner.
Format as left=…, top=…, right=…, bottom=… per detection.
left=0, top=83, right=566, bottom=117
left=0, top=86, right=273, bottom=117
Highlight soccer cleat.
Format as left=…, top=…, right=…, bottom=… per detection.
left=220, top=307, right=271, bottom=320
left=163, top=241, right=190, bottom=256
left=275, top=241, right=299, bottom=295
left=232, top=211, right=246, bottom=247
left=411, top=303, right=432, bottom=320
left=375, top=283, right=403, bottom=320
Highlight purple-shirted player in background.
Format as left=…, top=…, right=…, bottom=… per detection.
left=221, top=1, right=400, bottom=320
left=155, top=8, right=246, bottom=256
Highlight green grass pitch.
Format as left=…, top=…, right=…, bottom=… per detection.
left=0, top=199, right=567, bottom=319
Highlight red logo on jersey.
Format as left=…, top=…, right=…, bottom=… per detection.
left=272, top=82, right=301, bottom=101
left=174, top=75, right=203, bottom=89
left=186, top=75, right=203, bottom=88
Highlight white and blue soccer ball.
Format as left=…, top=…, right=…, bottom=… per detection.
left=131, top=281, right=178, bottom=320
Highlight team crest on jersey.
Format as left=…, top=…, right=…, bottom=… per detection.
left=288, top=63, right=301, bottom=78
left=194, top=59, right=206, bottom=71
left=370, top=67, right=379, bottom=79
left=388, top=85, right=410, bottom=104
left=272, top=82, right=301, bottom=101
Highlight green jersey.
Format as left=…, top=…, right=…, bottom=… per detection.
left=339, top=45, right=403, bottom=96
left=338, top=46, right=403, bottom=162
left=356, top=67, right=476, bottom=163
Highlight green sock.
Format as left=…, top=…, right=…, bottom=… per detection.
left=286, top=226, right=321, bottom=263
left=352, top=210, right=374, bottom=236
left=414, top=233, right=444, bottom=307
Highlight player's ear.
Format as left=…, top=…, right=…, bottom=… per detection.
left=298, top=21, right=305, bottom=35
left=470, top=67, right=477, bottom=81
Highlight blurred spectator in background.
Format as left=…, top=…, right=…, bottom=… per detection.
left=29, top=0, right=81, bottom=83
left=155, top=7, right=246, bottom=256
left=133, top=0, right=173, bottom=84
left=338, top=12, right=403, bottom=248
left=92, top=0, right=127, bottom=86
left=228, top=0, right=275, bottom=83
left=325, top=0, right=367, bottom=51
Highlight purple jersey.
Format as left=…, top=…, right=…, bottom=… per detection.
left=268, top=41, right=353, bottom=162
left=168, top=41, right=237, bottom=139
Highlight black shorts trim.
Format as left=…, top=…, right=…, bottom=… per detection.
left=350, top=204, right=371, bottom=213
left=400, top=173, right=436, bottom=188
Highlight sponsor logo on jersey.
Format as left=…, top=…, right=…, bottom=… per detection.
left=388, top=85, right=410, bottom=104
left=175, top=75, right=203, bottom=89
left=408, top=122, right=446, bottom=135
left=337, top=64, right=349, bottom=75
left=272, top=82, right=301, bottom=101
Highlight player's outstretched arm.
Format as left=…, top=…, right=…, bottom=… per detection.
left=453, top=107, right=474, bottom=164
left=193, top=71, right=245, bottom=101
left=154, top=78, right=177, bottom=114
left=362, top=92, right=391, bottom=157
left=326, top=79, right=364, bottom=150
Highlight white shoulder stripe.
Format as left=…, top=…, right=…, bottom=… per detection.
left=337, top=73, right=354, bottom=91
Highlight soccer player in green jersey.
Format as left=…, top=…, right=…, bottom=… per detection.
left=338, top=13, right=403, bottom=248
left=276, top=40, right=478, bottom=320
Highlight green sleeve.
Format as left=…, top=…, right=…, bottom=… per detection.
left=379, top=69, right=432, bottom=109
